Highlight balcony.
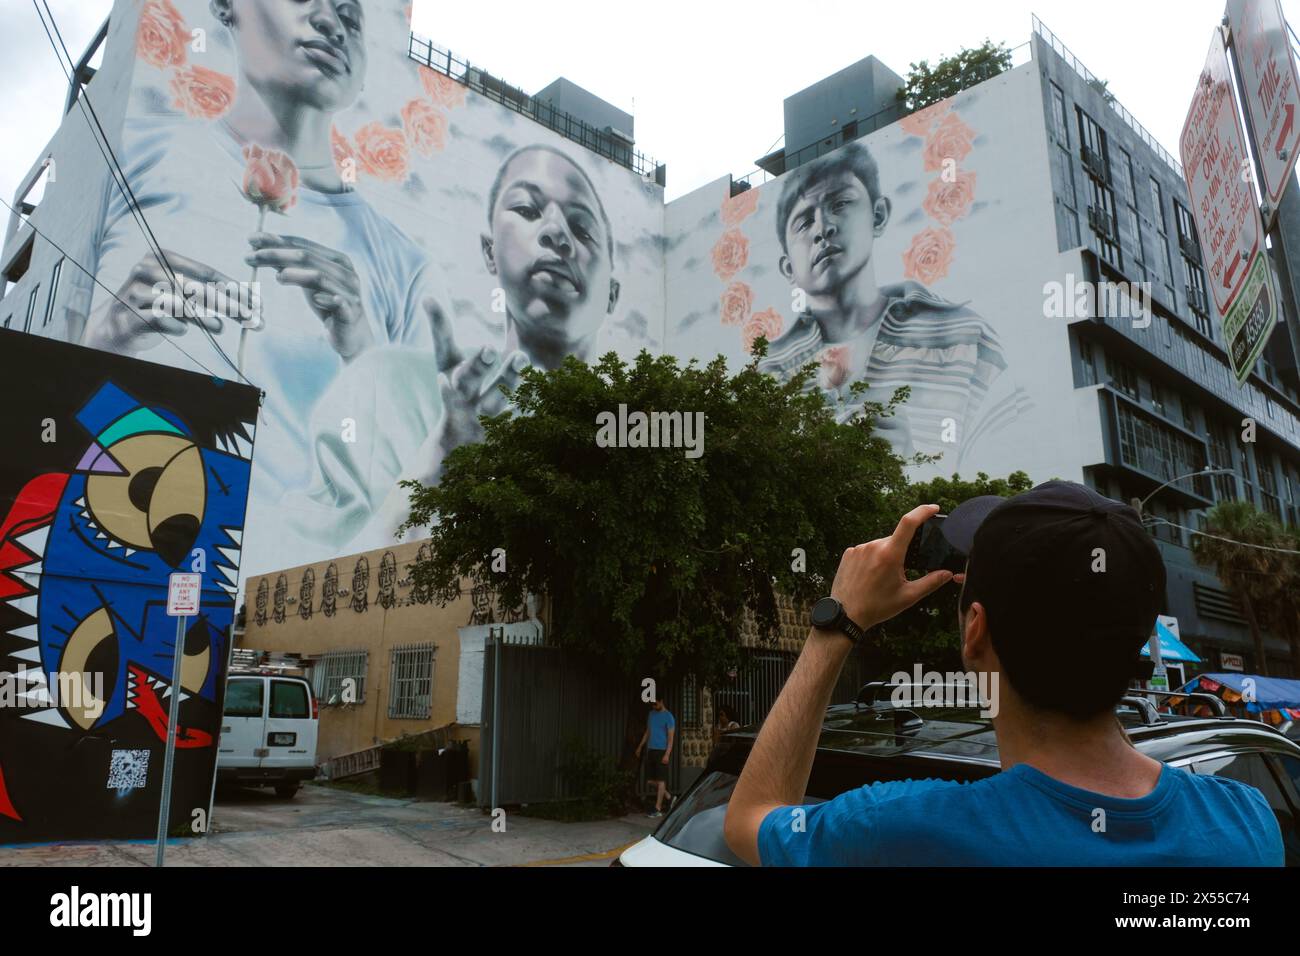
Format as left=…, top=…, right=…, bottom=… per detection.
left=1081, top=144, right=1109, bottom=183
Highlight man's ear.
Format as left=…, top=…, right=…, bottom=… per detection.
left=873, top=197, right=892, bottom=235
left=962, top=601, right=991, bottom=663
left=480, top=234, right=497, bottom=276
left=779, top=254, right=795, bottom=283
left=607, top=277, right=621, bottom=314
left=210, top=0, right=234, bottom=26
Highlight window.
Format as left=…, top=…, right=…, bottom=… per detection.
left=22, top=286, right=39, bottom=333
left=680, top=673, right=701, bottom=729
left=1080, top=339, right=1098, bottom=386
left=1257, top=449, right=1282, bottom=520
left=224, top=678, right=264, bottom=718
left=42, top=258, right=63, bottom=327
left=313, top=649, right=368, bottom=705
left=1106, top=353, right=1140, bottom=400
left=388, top=642, right=434, bottom=719
left=270, top=680, right=310, bottom=718
left=1148, top=178, right=1165, bottom=230
left=1050, top=83, right=1069, bottom=145
left=1114, top=148, right=1136, bottom=207
left=2, top=316, right=10, bottom=329
left=2, top=235, right=33, bottom=285
left=1181, top=399, right=1198, bottom=433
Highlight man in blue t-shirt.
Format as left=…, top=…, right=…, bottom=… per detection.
left=635, top=696, right=676, bottom=818
left=723, top=482, right=1285, bottom=866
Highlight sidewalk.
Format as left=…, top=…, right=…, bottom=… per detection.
left=0, top=784, right=658, bottom=867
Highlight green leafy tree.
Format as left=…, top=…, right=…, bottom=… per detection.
left=401, top=349, right=914, bottom=684
left=1193, top=501, right=1286, bottom=676
left=1254, top=527, right=1300, bottom=679
left=897, top=40, right=1013, bottom=113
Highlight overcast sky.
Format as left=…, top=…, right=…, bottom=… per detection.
left=2, top=0, right=1298, bottom=205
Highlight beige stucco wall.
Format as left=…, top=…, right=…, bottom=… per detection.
left=239, top=538, right=530, bottom=778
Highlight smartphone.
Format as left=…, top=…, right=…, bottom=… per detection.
left=904, top=514, right=967, bottom=574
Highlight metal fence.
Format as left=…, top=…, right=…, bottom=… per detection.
left=407, top=33, right=663, bottom=182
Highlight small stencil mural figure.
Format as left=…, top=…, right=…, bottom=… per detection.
left=350, top=556, right=370, bottom=614
left=377, top=552, right=397, bottom=610
left=273, top=573, right=288, bottom=624
left=255, top=578, right=269, bottom=627
left=469, top=581, right=494, bottom=626
left=322, top=562, right=339, bottom=618
left=298, top=567, right=315, bottom=621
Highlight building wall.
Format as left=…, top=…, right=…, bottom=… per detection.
left=240, top=538, right=540, bottom=776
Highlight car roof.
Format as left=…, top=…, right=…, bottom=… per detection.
left=717, top=701, right=1300, bottom=769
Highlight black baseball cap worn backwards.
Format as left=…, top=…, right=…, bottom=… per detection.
left=942, top=481, right=1167, bottom=683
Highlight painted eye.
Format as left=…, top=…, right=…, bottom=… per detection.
left=511, top=204, right=540, bottom=221
left=58, top=607, right=117, bottom=730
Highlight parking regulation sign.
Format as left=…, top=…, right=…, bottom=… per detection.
left=1227, top=0, right=1300, bottom=211
left=1180, top=27, right=1277, bottom=382
left=167, top=572, right=202, bottom=617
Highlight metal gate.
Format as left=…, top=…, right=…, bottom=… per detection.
left=480, top=635, right=648, bottom=808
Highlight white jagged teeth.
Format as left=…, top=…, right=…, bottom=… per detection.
left=10, top=647, right=40, bottom=663
left=216, top=546, right=240, bottom=567
left=74, top=497, right=85, bottom=507
left=7, top=595, right=39, bottom=618
left=125, top=548, right=135, bottom=558
left=227, top=529, right=242, bottom=546
left=163, top=686, right=172, bottom=699
left=8, top=624, right=38, bottom=642
left=22, top=710, right=70, bottom=728
left=15, top=525, right=50, bottom=556
left=107, top=540, right=121, bottom=550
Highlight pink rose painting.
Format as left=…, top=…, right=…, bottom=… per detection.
left=402, top=99, right=448, bottom=156
left=331, top=126, right=356, bottom=178
left=742, top=308, right=784, bottom=354
left=898, top=100, right=952, bottom=138
left=419, top=67, right=468, bottom=110
left=136, top=0, right=188, bottom=70
left=241, top=145, right=300, bottom=215
left=239, top=145, right=300, bottom=374
left=720, top=189, right=759, bottom=227
left=354, top=122, right=410, bottom=183
left=923, top=113, right=977, bottom=172
left=169, top=65, right=236, bottom=120
left=719, top=282, right=754, bottom=327
left=902, top=227, right=957, bottom=285
left=818, top=345, right=851, bottom=390
left=711, top=229, right=750, bottom=283
left=921, top=170, right=978, bottom=226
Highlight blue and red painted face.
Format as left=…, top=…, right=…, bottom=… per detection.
left=0, top=382, right=253, bottom=748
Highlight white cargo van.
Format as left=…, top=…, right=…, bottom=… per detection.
left=217, top=672, right=318, bottom=798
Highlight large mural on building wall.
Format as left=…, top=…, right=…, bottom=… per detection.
left=62, top=0, right=1066, bottom=579
left=0, top=329, right=258, bottom=842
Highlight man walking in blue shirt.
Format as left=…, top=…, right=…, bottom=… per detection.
left=724, top=482, right=1284, bottom=866
left=635, top=696, right=676, bottom=818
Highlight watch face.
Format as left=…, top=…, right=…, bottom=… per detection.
left=811, top=597, right=841, bottom=629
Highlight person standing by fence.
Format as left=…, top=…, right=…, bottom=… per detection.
left=635, top=695, right=676, bottom=818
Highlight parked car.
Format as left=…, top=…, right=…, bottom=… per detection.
left=217, top=671, right=319, bottom=798
left=616, top=684, right=1300, bottom=866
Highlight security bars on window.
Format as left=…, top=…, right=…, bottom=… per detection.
left=388, top=643, right=435, bottom=720
left=313, top=649, right=368, bottom=706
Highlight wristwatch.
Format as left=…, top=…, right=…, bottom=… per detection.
left=810, top=597, right=867, bottom=644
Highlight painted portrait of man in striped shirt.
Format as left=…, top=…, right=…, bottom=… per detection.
left=757, top=141, right=1028, bottom=468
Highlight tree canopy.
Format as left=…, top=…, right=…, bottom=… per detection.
left=897, top=40, right=1014, bottom=113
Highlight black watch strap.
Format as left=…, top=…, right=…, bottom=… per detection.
left=812, top=597, right=866, bottom=644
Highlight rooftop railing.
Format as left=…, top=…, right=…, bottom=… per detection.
left=1032, top=14, right=1184, bottom=179
left=407, top=33, right=662, bottom=182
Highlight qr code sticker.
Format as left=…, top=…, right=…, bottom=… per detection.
left=106, top=749, right=151, bottom=790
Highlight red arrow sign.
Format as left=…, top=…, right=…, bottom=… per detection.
left=1224, top=253, right=1243, bottom=288
left=1276, top=102, right=1295, bottom=157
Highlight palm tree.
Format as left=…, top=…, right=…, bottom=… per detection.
left=1192, top=501, right=1285, bottom=676
left=1257, top=527, right=1300, bottom=679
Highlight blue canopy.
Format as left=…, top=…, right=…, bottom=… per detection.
left=1141, top=619, right=1203, bottom=664
left=1176, top=673, right=1300, bottom=713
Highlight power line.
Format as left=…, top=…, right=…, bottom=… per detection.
left=1145, top=517, right=1300, bottom=556
left=30, top=0, right=251, bottom=386
left=0, top=195, right=228, bottom=381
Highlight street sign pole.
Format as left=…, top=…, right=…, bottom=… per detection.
left=157, top=572, right=202, bottom=867
left=155, top=612, right=187, bottom=868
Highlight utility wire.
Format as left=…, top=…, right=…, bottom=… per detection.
left=1145, top=517, right=1300, bottom=556
left=31, top=0, right=251, bottom=385
left=0, top=195, right=227, bottom=381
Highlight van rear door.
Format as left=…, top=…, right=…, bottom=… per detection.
left=262, top=679, right=317, bottom=772
left=220, top=677, right=266, bottom=769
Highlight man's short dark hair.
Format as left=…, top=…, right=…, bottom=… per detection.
left=487, top=144, right=616, bottom=263
left=774, top=141, right=884, bottom=255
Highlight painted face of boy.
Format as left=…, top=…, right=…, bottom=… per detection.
left=222, top=0, right=367, bottom=112
left=780, top=169, right=890, bottom=298
left=482, top=150, right=619, bottom=346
